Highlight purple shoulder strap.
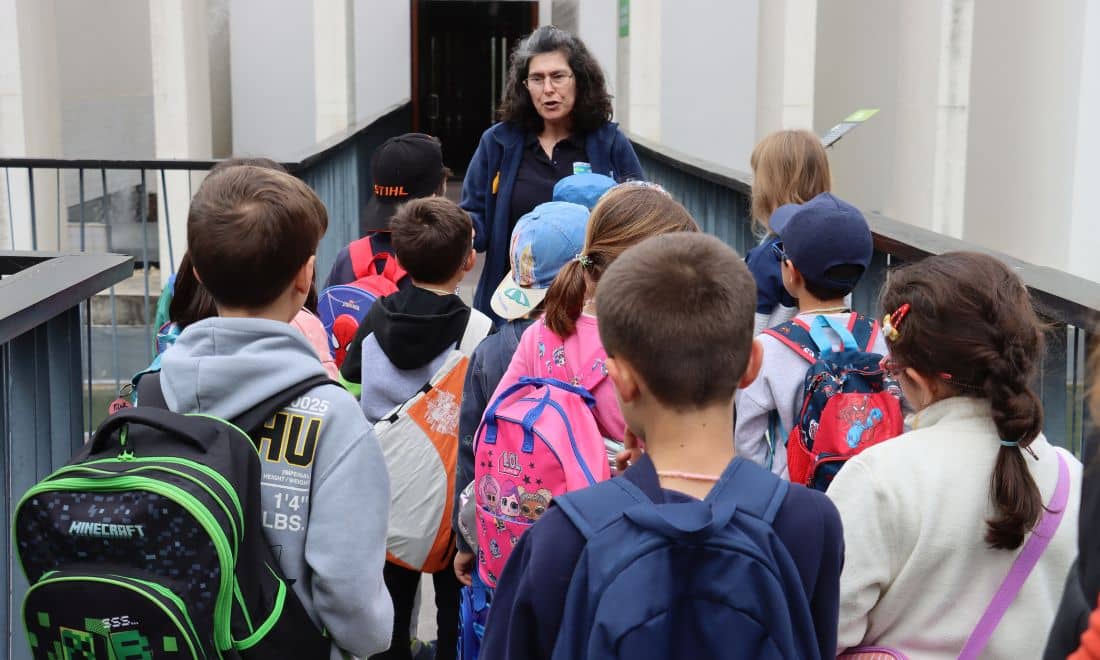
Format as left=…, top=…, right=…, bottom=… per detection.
left=957, top=450, right=1071, bottom=659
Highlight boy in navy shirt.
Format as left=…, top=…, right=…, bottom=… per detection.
left=481, top=232, right=844, bottom=659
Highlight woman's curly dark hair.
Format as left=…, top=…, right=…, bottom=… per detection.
left=498, top=26, right=613, bottom=134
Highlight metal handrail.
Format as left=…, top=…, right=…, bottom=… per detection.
left=629, top=130, right=1100, bottom=334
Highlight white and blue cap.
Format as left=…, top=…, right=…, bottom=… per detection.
left=552, top=173, right=617, bottom=210
left=491, top=201, right=590, bottom=320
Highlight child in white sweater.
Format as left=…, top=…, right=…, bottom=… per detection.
left=827, top=251, right=1081, bottom=659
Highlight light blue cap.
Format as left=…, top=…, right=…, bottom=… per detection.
left=491, top=201, right=590, bottom=320
left=552, top=173, right=617, bottom=210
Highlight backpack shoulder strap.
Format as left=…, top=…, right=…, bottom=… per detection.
left=957, top=451, right=1071, bottom=660
left=554, top=477, right=651, bottom=540
left=707, top=458, right=789, bottom=525
left=136, top=371, right=168, bottom=409
left=233, top=375, right=339, bottom=435
left=459, top=309, right=493, bottom=355
left=762, top=321, right=819, bottom=365
left=348, top=237, right=376, bottom=280
left=849, top=314, right=881, bottom=352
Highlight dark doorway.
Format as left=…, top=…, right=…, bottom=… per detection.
left=413, top=1, right=539, bottom=175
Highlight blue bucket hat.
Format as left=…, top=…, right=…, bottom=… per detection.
left=491, top=201, right=590, bottom=320
left=552, top=173, right=617, bottom=210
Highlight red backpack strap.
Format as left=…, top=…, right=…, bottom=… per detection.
left=348, top=237, right=376, bottom=280
left=863, top=318, right=881, bottom=352
left=762, top=321, right=819, bottom=365
left=374, top=252, right=407, bottom=283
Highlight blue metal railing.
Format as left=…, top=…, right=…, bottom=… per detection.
left=0, top=103, right=411, bottom=659
left=0, top=103, right=411, bottom=435
left=631, top=132, right=1098, bottom=459
left=0, top=251, right=133, bottom=659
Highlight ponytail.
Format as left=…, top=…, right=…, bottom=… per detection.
left=543, top=259, right=590, bottom=338
left=983, top=343, right=1045, bottom=550
left=880, top=251, right=1047, bottom=551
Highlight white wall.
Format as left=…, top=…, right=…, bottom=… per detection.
left=230, top=0, right=317, bottom=158
left=963, top=0, right=1084, bottom=272
left=576, top=0, right=619, bottom=118
left=353, top=0, right=410, bottom=124
left=657, top=0, right=758, bottom=171
left=812, top=0, right=900, bottom=216
left=55, top=0, right=154, bottom=161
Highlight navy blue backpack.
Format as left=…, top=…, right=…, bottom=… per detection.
left=551, top=458, right=820, bottom=660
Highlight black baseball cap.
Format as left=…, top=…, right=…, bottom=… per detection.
left=362, top=133, right=445, bottom=232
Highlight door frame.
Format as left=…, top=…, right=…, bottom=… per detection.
left=410, top=0, right=540, bottom=133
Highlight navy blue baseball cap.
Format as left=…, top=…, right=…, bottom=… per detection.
left=552, top=173, right=617, bottom=210
left=771, top=192, right=872, bottom=291
left=491, top=201, right=590, bottom=320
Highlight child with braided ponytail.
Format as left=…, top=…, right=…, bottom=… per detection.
left=828, top=251, right=1081, bottom=659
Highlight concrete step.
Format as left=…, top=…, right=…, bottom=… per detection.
left=90, top=266, right=163, bottom=326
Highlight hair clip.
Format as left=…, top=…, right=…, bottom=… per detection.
left=574, top=252, right=592, bottom=268
left=882, top=303, right=911, bottom=341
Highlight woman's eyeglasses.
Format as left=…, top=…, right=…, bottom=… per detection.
left=524, top=72, right=574, bottom=90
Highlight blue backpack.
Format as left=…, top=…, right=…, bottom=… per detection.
left=763, top=313, right=903, bottom=490
left=552, top=458, right=820, bottom=660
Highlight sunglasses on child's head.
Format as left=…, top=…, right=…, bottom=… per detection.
left=771, top=241, right=789, bottom=263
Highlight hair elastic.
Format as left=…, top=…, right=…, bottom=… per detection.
left=1000, top=439, right=1019, bottom=448
left=574, top=252, right=592, bottom=268
left=882, top=303, right=911, bottom=342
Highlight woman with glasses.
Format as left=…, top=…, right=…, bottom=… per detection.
left=460, top=25, right=643, bottom=323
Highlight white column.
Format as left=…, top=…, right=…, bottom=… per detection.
left=150, top=0, right=214, bottom=273
left=0, top=0, right=63, bottom=252
left=627, top=0, right=661, bottom=141
left=756, top=0, right=817, bottom=137
left=1068, top=0, right=1100, bottom=282
left=314, top=0, right=352, bottom=140
left=928, top=0, right=974, bottom=237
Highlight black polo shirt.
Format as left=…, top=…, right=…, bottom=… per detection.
left=509, top=133, right=587, bottom=228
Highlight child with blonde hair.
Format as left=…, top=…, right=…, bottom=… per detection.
left=745, top=129, right=832, bottom=336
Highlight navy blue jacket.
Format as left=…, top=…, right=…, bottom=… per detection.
left=480, top=453, right=844, bottom=660
left=745, top=234, right=798, bottom=314
left=461, top=122, right=644, bottom=322
left=454, top=318, right=535, bottom=553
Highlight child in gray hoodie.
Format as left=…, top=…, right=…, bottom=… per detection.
left=357, top=197, right=488, bottom=660
left=158, top=165, right=394, bottom=659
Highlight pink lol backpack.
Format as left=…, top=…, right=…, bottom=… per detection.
left=472, top=329, right=611, bottom=587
